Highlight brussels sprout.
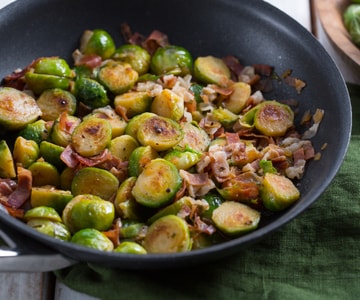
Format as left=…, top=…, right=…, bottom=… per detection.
left=109, top=135, right=139, bottom=162
left=24, top=206, right=62, bottom=223
left=136, top=115, right=183, bottom=151
left=343, top=4, right=360, bottom=47
left=31, top=186, right=73, bottom=213
left=200, top=193, right=224, bottom=220
left=36, top=88, right=77, bottom=121
left=0, top=87, right=42, bottom=130
left=80, top=29, right=116, bottom=59
left=223, top=82, right=251, bottom=114
left=114, top=176, right=139, bottom=219
left=114, top=91, right=153, bottom=118
left=27, top=219, right=71, bottom=241
left=62, top=194, right=115, bottom=233
left=193, top=56, right=231, bottom=87
left=147, top=196, right=195, bottom=224
left=71, top=117, right=112, bottom=157
left=254, top=101, right=294, bottom=136
left=132, top=158, right=182, bottom=208
left=217, top=172, right=261, bottom=204
left=33, top=57, right=74, bottom=77
left=71, top=167, right=119, bottom=201
left=113, top=44, right=151, bottom=75
left=124, top=112, right=156, bottom=139
left=13, top=136, right=40, bottom=168
left=211, top=107, right=239, bottom=129
left=212, top=201, right=260, bottom=236
left=150, top=89, right=184, bottom=121
left=60, top=167, right=76, bottom=191
left=98, top=61, right=138, bottom=95
left=39, top=141, right=65, bottom=169
left=73, top=77, right=109, bottom=109
left=143, top=215, right=191, bottom=253
left=84, top=106, right=127, bottom=138
left=260, top=173, right=300, bottom=211
left=71, top=228, right=114, bottom=251
left=150, top=45, right=193, bottom=76
left=19, top=119, right=48, bottom=144
left=128, top=145, right=159, bottom=177
left=163, top=148, right=201, bottom=170
left=28, top=161, right=61, bottom=187
left=176, top=122, right=210, bottom=152
left=49, top=114, right=81, bottom=147
left=114, top=241, right=147, bottom=255
left=119, top=220, right=147, bottom=239
left=25, top=57, right=75, bottom=95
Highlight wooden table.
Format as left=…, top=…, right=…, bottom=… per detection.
left=0, top=0, right=358, bottom=299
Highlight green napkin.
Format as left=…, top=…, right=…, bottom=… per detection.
left=55, top=84, right=360, bottom=300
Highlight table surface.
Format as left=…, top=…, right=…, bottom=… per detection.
left=0, top=0, right=358, bottom=299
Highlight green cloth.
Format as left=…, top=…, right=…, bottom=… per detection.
left=55, top=84, right=360, bottom=300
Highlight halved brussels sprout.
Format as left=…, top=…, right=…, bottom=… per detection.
left=24, top=206, right=62, bottom=223
left=80, top=29, right=116, bottom=59
left=73, top=77, right=109, bottom=109
left=49, top=114, right=81, bottom=147
left=27, top=219, right=71, bottom=241
left=114, top=176, right=138, bottom=219
left=98, top=61, right=138, bottom=95
left=150, top=45, right=193, bottom=76
left=71, top=167, right=119, bottom=201
left=0, top=87, right=42, bottom=130
left=147, top=196, right=194, bottom=224
left=176, top=122, right=210, bottom=152
left=163, top=148, right=201, bottom=170
left=114, top=91, right=153, bottom=118
left=254, top=101, right=294, bottom=136
left=211, top=107, right=239, bottom=129
left=193, top=56, right=231, bottom=87
left=0, top=140, right=16, bottom=178
left=71, top=117, right=112, bottom=157
left=28, top=161, right=61, bottom=187
left=128, top=145, right=159, bottom=177
left=113, top=44, right=151, bottom=75
left=25, top=57, right=75, bottom=95
left=71, top=228, right=114, bottom=251
left=36, top=88, right=77, bottom=121
left=212, top=201, right=260, bottom=236
left=39, top=141, right=65, bottom=169
left=124, top=112, right=156, bottom=139
left=114, top=241, right=147, bottom=255
left=223, top=82, right=251, bottom=114
left=13, top=136, right=40, bottom=168
left=143, top=215, right=191, bottom=253
left=260, top=173, right=300, bottom=211
left=132, top=158, right=182, bottom=208
left=136, top=115, right=183, bottom=151
left=31, top=186, right=73, bottom=213
left=62, top=194, right=115, bottom=233
left=109, top=135, right=139, bottom=162
left=19, top=119, right=48, bottom=144
left=83, top=105, right=127, bottom=138
left=150, top=89, right=184, bottom=121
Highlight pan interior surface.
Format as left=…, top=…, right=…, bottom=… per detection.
left=0, top=0, right=351, bottom=269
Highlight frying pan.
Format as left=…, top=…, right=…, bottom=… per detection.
left=0, top=0, right=351, bottom=271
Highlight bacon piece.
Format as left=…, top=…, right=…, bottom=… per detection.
left=7, top=167, right=32, bottom=209
left=60, top=145, right=79, bottom=168
left=179, top=170, right=215, bottom=197
left=222, top=55, right=244, bottom=80
left=73, top=51, right=102, bottom=69
left=0, top=179, right=17, bottom=196
left=253, top=64, right=274, bottom=76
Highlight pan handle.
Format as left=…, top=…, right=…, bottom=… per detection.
left=0, top=221, right=76, bottom=272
